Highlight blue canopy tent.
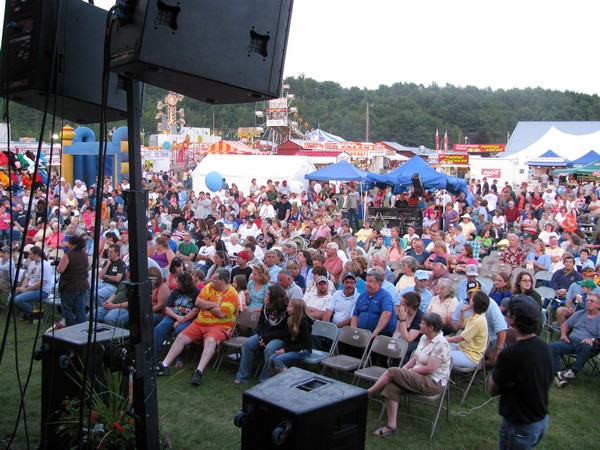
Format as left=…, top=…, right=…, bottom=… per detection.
left=305, top=160, right=370, bottom=181
left=526, top=150, right=571, bottom=167
left=365, top=156, right=468, bottom=195
left=571, top=150, right=600, bottom=167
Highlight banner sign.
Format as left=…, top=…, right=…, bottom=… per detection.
left=303, top=141, right=386, bottom=151
left=439, top=154, right=469, bottom=165
left=481, top=168, right=501, bottom=178
left=453, top=143, right=506, bottom=153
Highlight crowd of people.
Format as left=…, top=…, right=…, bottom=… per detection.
left=4, top=169, right=600, bottom=445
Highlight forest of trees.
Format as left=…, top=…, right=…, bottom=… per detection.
left=3, top=75, right=600, bottom=149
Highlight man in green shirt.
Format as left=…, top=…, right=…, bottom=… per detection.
left=176, top=231, right=199, bottom=263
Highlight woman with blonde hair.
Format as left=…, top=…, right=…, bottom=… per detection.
left=267, top=298, right=314, bottom=378
left=426, top=278, right=459, bottom=335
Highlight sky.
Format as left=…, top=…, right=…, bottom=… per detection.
left=1, top=0, right=598, bottom=95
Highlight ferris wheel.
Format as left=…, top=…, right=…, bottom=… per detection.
left=254, top=82, right=307, bottom=151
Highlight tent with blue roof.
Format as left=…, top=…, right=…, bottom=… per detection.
left=526, top=150, right=571, bottom=167
left=305, top=128, right=346, bottom=142
left=305, top=160, right=370, bottom=181
left=365, top=156, right=468, bottom=195
left=570, top=150, right=600, bottom=167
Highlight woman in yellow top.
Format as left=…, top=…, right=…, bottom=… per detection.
left=446, top=290, right=489, bottom=369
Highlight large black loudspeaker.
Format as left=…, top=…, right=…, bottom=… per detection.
left=39, top=322, right=129, bottom=449
left=234, top=367, right=368, bottom=450
left=109, top=0, right=294, bottom=104
left=0, top=0, right=127, bottom=123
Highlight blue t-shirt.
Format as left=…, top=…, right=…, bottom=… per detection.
left=352, top=288, right=396, bottom=335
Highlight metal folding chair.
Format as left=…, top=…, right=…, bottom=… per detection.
left=353, top=336, right=408, bottom=386
left=213, top=310, right=260, bottom=371
left=393, top=363, right=452, bottom=440
left=303, top=320, right=339, bottom=369
left=320, top=326, right=372, bottom=378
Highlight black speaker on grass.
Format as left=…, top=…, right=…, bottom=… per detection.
left=38, top=322, right=129, bottom=449
left=0, top=0, right=127, bottom=123
left=234, top=367, right=368, bottom=450
left=109, top=0, right=294, bottom=104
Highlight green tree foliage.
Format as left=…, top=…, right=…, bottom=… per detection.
left=4, top=77, right=600, bottom=147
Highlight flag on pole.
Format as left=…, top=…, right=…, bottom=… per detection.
left=435, top=129, right=439, bottom=152
left=443, top=130, right=448, bottom=152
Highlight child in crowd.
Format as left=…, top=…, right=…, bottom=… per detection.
left=191, top=269, right=205, bottom=290
left=266, top=298, right=314, bottom=379
left=488, top=272, right=512, bottom=308
left=232, top=274, right=248, bottom=311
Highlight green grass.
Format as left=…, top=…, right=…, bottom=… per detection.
left=1, top=312, right=599, bottom=449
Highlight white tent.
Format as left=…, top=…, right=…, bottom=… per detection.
left=192, top=154, right=316, bottom=195
left=503, top=123, right=600, bottom=166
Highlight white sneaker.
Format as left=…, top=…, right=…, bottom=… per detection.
left=560, top=369, right=576, bottom=380
left=554, top=376, right=568, bottom=388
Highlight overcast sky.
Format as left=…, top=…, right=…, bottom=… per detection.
left=3, top=0, right=598, bottom=95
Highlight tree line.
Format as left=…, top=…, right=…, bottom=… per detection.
left=4, top=76, right=600, bottom=148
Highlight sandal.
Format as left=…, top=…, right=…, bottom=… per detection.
left=373, top=425, right=398, bottom=437
left=174, top=360, right=185, bottom=368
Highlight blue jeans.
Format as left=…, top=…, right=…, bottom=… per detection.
left=450, top=343, right=478, bottom=369
left=154, top=316, right=193, bottom=357
left=60, top=289, right=88, bottom=326
left=269, top=349, right=311, bottom=373
left=14, top=290, right=49, bottom=316
left=551, top=339, right=595, bottom=373
left=94, top=283, right=117, bottom=307
left=348, top=208, right=360, bottom=231
left=498, top=415, right=549, bottom=449
left=235, top=334, right=284, bottom=383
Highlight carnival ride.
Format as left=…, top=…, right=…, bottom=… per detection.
left=254, top=82, right=307, bottom=151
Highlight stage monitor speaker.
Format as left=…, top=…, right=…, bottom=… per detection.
left=0, top=0, right=128, bottom=123
left=39, top=322, right=129, bottom=449
left=109, top=0, right=294, bottom=104
left=234, top=367, right=367, bottom=450
left=412, top=172, right=424, bottom=196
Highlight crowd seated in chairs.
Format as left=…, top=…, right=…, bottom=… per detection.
left=7, top=170, right=600, bottom=444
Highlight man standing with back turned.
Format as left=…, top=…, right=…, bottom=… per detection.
left=488, top=294, right=552, bottom=449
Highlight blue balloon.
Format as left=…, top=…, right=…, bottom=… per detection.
left=205, top=171, right=222, bottom=192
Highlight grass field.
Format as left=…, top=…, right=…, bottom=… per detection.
left=1, top=312, right=599, bottom=449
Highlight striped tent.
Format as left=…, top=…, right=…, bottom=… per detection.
left=204, top=140, right=258, bottom=154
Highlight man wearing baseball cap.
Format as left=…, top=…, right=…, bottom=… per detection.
left=230, top=251, right=252, bottom=282
left=399, top=270, right=434, bottom=313
left=323, top=273, right=359, bottom=329
left=489, top=294, right=551, bottom=448
left=427, top=255, right=451, bottom=293
left=456, top=264, right=490, bottom=304
left=302, top=276, right=332, bottom=320
left=556, top=267, right=600, bottom=325
left=451, top=279, right=508, bottom=365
